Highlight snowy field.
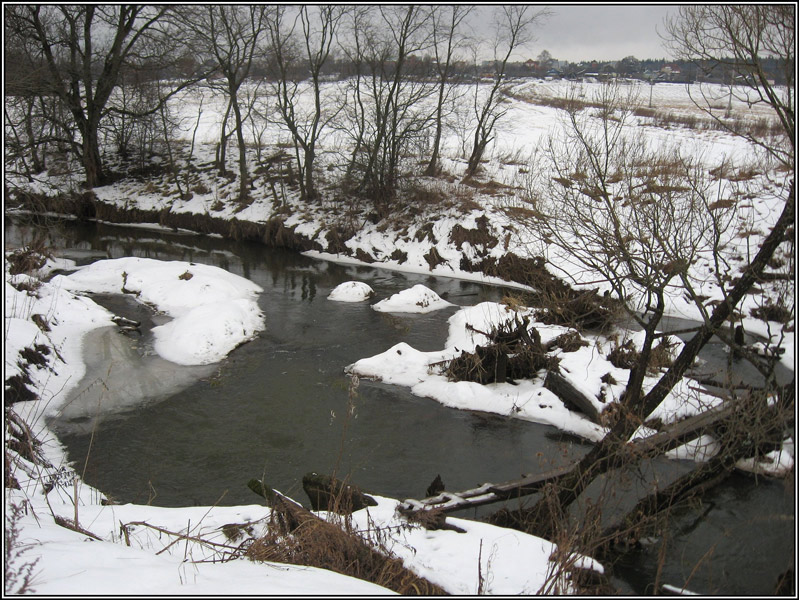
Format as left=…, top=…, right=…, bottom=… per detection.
left=5, top=77, right=793, bottom=594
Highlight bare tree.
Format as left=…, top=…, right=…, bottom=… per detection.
left=337, top=5, right=373, bottom=186
left=180, top=5, right=268, bottom=204
left=526, top=81, right=743, bottom=427
left=364, top=6, right=434, bottom=212
left=423, top=6, right=474, bottom=177
left=4, top=5, right=197, bottom=188
left=266, top=5, right=344, bottom=202
left=337, top=5, right=436, bottom=215
left=464, top=6, right=548, bottom=178
left=504, top=5, right=794, bottom=541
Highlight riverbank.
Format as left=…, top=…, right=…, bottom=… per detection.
left=6, top=79, right=792, bottom=345
left=7, top=171, right=794, bottom=378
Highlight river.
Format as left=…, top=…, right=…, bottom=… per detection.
left=5, top=213, right=794, bottom=595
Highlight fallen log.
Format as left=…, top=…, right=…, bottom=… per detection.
left=544, top=370, right=602, bottom=424
left=490, top=387, right=794, bottom=545
left=402, top=390, right=789, bottom=525
left=398, top=464, right=575, bottom=516
left=247, top=478, right=277, bottom=506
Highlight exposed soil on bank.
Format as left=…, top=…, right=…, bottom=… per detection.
left=7, top=189, right=588, bottom=304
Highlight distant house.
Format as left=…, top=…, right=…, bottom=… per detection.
left=599, top=63, right=616, bottom=79
left=660, top=64, right=682, bottom=81
left=643, top=69, right=667, bottom=82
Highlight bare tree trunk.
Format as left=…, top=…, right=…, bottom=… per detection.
left=424, top=7, right=472, bottom=177
left=231, top=93, right=249, bottom=202
left=81, top=122, right=105, bottom=187
left=216, top=97, right=232, bottom=175
left=464, top=6, right=547, bottom=179
left=465, top=128, right=490, bottom=178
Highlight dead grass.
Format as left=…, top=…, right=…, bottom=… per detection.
left=6, top=244, right=50, bottom=276
left=245, top=496, right=447, bottom=595
left=449, top=215, right=499, bottom=253
left=608, top=337, right=675, bottom=374
left=443, top=316, right=560, bottom=384
left=535, top=289, right=619, bottom=332
left=508, top=86, right=782, bottom=139
left=750, top=301, right=793, bottom=324
left=5, top=502, right=39, bottom=594
left=708, top=198, right=737, bottom=211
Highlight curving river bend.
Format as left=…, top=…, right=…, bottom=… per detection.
left=6, top=214, right=794, bottom=595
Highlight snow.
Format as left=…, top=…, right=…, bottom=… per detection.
left=348, top=302, right=771, bottom=447
left=7, top=483, right=392, bottom=596
left=327, top=281, right=374, bottom=303
left=371, top=284, right=454, bottom=314
left=340, top=495, right=603, bottom=595
left=51, top=257, right=265, bottom=366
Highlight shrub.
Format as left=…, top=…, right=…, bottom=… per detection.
left=4, top=503, right=39, bottom=595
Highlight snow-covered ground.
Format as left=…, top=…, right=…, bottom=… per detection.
left=5, top=78, right=793, bottom=594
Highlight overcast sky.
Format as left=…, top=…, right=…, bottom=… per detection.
left=470, top=4, right=678, bottom=63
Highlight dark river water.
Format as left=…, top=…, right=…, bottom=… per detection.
left=5, top=213, right=794, bottom=595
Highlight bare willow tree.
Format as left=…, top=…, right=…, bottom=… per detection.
left=423, top=5, right=474, bottom=177
left=337, top=5, right=372, bottom=186
left=527, top=82, right=741, bottom=413
left=338, top=5, right=436, bottom=215
left=266, top=5, right=344, bottom=202
left=180, top=5, right=268, bottom=203
left=464, top=5, right=548, bottom=178
left=364, top=5, right=433, bottom=208
left=503, top=5, right=794, bottom=543
left=4, top=5, right=199, bottom=188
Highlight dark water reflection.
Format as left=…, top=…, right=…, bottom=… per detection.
left=5, top=214, right=794, bottom=595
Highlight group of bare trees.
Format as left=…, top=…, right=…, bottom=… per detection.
left=4, top=6, right=206, bottom=188
left=266, top=5, right=343, bottom=202
left=4, top=5, right=549, bottom=214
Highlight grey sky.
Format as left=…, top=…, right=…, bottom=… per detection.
left=533, top=5, right=676, bottom=62
left=469, top=4, right=677, bottom=63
